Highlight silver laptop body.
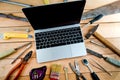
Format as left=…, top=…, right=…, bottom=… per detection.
left=22, top=0, right=87, bottom=63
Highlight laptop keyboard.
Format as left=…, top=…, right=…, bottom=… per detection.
left=35, top=27, right=83, bottom=49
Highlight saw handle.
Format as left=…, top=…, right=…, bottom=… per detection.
left=105, top=57, right=120, bottom=67
left=90, top=14, right=103, bottom=24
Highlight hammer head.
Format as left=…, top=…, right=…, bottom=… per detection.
left=85, top=24, right=99, bottom=39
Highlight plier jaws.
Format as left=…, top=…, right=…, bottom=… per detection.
left=69, top=60, right=86, bottom=80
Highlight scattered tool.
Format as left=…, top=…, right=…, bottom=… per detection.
left=93, top=31, right=120, bottom=56
left=50, top=64, right=62, bottom=80
left=90, top=40, right=106, bottom=48
left=82, top=14, right=103, bottom=28
left=69, top=60, right=86, bottom=80
left=85, top=24, right=99, bottom=39
left=43, top=0, right=49, bottom=4
left=5, top=50, right=33, bottom=80
left=89, top=58, right=112, bottom=76
left=82, top=0, right=120, bottom=20
left=64, top=0, right=68, bottom=2
left=0, top=32, right=32, bottom=40
left=63, top=66, right=69, bottom=80
left=29, top=66, right=47, bottom=80
left=0, top=42, right=31, bottom=59
left=86, top=48, right=120, bottom=67
left=82, top=59, right=100, bottom=80
left=11, top=43, right=32, bottom=64
left=0, top=13, right=28, bottom=22
left=0, top=0, right=33, bottom=7
left=13, top=28, right=31, bottom=33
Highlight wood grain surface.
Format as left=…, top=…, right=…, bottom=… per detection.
left=0, top=0, right=120, bottom=80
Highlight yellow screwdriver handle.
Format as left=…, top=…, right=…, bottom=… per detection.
left=0, top=48, right=16, bottom=59
left=43, top=0, right=49, bottom=4
left=3, top=32, right=28, bottom=40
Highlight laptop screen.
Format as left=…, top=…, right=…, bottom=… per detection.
left=22, top=0, right=86, bottom=30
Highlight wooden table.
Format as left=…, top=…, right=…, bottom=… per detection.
left=0, top=0, right=120, bottom=80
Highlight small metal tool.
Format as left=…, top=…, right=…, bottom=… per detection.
left=11, top=43, right=32, bottom=64
left=89, top=58, right=112, bottom=76
left=0, top=42, right=31, bottom=59
left=63, top=66, right=69, bottom=80
left=0, top=0, right=33, bottom=7
left=13, top=28, right=31, bottom=33
left=5, top=50, right=33, bottom=80
left=90, top=40, right=106, bottom=48
left=85, top=24, right=99, bottom=39
left=0, top=13, right=28, bottom=22
left=69, top=60, right=86, bottom=80
left=82, top=14, right=103, bottom=28
left=86, top=48, right=120, bottom=67
left=82, top=59, right=100, bottom=80
left=64, top=0, right=68, bottom=2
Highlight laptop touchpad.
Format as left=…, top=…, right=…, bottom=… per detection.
left=36, top=45, right=72, bottom=63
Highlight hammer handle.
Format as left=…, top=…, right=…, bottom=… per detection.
left=93, top=32, right=120, bottom=56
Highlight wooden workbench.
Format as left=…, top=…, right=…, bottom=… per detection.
left=0, top=0, right=120, bottom=80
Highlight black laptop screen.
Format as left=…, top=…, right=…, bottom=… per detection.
left=22, top=0, right=86, bottom=30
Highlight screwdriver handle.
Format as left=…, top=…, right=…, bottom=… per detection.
left=91, top=72, right=100, bottom=80
left=43, top=0, right=49, bottom=4
left=90, top=14, right=103, bottom=24
left=105, top=57, right=120, bottom=67
left=0, top=48, right=16, bottom=59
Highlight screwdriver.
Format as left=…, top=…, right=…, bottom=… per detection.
left=82, top=14, right=103, bottom=28
left=0, top=42, right=31, bottom=59
left=43, top=0, right=49, bottom=4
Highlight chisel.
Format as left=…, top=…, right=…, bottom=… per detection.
left=0, top=42, right=31, bottom=59
left=82, top=14, right=103, bottom=28
left=86, top=48, right=120, bottom=67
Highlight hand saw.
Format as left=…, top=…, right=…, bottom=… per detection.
left=82, top=0, right=120, bottom=20
left=0, top=32, right=32, bottom=40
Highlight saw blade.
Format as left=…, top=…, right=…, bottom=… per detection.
left=82, top=1, right=120, bottom=20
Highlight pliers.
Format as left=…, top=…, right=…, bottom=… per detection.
left=69, top=60, right=86, bottom=80
left=5, top=50, right=33, bottom=80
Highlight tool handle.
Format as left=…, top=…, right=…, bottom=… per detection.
left=105, top=57, right=120, bottom=67
left=0, top=48, right=16, bottom=59
left=81, top=74, right=87, bottom=80
left=91, top=72, right=100, bottom=80
left=90, top=14, right=103, bottom=24
left=43, top=0, right=49, bottom=4
left=14, top=62, right=26, bottom=80
left=3, top=32, right=29, bottom=40
left=93, top=32, right=120, bottom=56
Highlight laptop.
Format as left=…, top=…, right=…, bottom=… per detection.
left=22, top=0, right=87, bottom=63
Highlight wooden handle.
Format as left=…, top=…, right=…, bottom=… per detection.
left=93, top=32, right=120, bottom=56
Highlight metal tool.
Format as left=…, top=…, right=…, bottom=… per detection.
left=0, top=13, right=28, bottom=22
left=63, top=66, right=69, bottom=80
left=69, top=60, right=86, bottom=80
left=82, top=1, right=120, bottom=20
left=93, top=31, right=120, bottom=56
left=82, top=14, right=103, bottom=28
left=89, top=58, right=112, bottom=76
left=64, top=0, right=68, bottom=2
left=0, top=42, right=31, bottom=59
left=86, top=48, right=120, bottom=67
left=5, top=50, right=32, bottom=80
left=90, top=40, right=106, bottom=48
left=82, top=59, right=100, bottom=80
left=0, top=0, right=33, bottom=7
left=0, top=32, right=32, bottom=40
left=85, top=24, right=99, bottom=39
left=13, top=28, right=31, bottom=33
left=11, top=43, right=32, bottom=64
